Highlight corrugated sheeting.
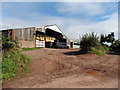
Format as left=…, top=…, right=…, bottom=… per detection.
left=14, top=27, right=36, bottom=41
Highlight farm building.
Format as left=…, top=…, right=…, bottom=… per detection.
left=2, top=24, right=72, bottom=48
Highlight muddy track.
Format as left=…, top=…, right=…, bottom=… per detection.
left=3, top=48, right=118, bottom=88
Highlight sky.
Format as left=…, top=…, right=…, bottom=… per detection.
left=1, top=1, right=119, bottom=39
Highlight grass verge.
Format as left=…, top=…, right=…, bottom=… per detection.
left=22, top=47, right=41, bottom=51
left=2, top=50, right=31, bottom=81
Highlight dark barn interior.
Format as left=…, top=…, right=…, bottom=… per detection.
left=45, top=28, right=66, bottom=43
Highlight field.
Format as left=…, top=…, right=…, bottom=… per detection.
left=3, top=48, right=118, bottom=88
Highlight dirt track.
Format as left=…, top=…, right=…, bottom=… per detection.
left=3, top=48, right=118, bottom=88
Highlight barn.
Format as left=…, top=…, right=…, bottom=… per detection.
left=2, top=24, right=72, bottom=48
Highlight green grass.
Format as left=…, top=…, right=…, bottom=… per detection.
left=2, top=50, right=31, bottom=80
left=87, top=50, right=105, bottom=55
left=2, top=37, right=32, bottom=81
left=87, top=46, right=107, bottom=56
left=22, top=47, right=41, bottom=51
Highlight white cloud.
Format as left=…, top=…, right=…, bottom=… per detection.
left=1, top=1, right=118, bottom=39
left=56, top=2, right=118, bottom=16
left=62, top=13, right=118, bottom=39
left=57, top=3, right=103, bottom=16
left=1, top=12, right=118, bottom=39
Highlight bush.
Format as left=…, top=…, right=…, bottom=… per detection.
left=2, top=34, right=20, bottom=51
left=102, top=44, right=110, bottom=52
left=80, top=32, right=100, bottom=52
left=80, top=32, right=110, bottom=55
left=88, top=48, right=105, bottom=55
left=87, top=46, right=109, bottom=55
left=2, top=41, right=16, bottom=51
left=110, top=39, right=120, bottom=54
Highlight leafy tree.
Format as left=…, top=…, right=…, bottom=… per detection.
left=105, top=32, right=115, bottom=43
left=80, top=32, right=100, bottom=51
left=100, top=32, right=115, bottom=44
left=100, top=34, right=105, bottom=44
left=80, top=32, right=110, bottom=55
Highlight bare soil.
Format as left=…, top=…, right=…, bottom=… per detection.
left=3, top=48, right=118, bottom=88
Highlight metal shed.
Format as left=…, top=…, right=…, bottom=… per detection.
left=2, top=24, right=72, bottom=48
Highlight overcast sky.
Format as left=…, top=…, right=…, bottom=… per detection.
left=1, top=1, right=118, bottom=39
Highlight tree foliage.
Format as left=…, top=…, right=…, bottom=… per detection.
left=80, top=32, right=100, bottom=51
left=80, top=32, right=111, bottom=55
left=100, top=32, right=115, bottom=44
left=110, top=39, right=120, bottom=54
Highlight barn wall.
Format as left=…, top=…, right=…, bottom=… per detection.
left=19, top=40, right=35, bottom=48
left=14, top=27, right=36, bottom=48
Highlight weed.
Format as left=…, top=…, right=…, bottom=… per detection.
left=2, top=50, right=31, bottom=80
left=2, top=34, right=31, bottom=81
left=87, top=47, right=105, bottom=55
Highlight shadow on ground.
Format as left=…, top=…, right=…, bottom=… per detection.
left=106, top=52, right=120, bottom=55
left=63, top=50, right=86, bottom=55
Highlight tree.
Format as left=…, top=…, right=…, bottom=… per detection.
left=110, top=39, right=120, bottom=54
left=100, top=34, right=105, bottom=44
left=80, top=32, right=100, bottom=51
left=100, top=32, right=115, bottom=44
